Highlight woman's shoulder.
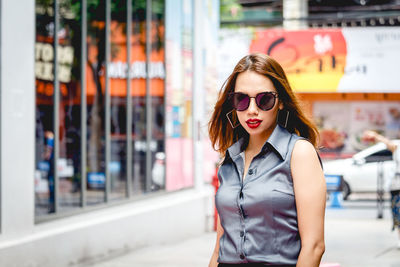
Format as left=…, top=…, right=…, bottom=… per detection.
left=292, top=139, right=316, bottom=155
left=291, top=139, right=322, bottom=168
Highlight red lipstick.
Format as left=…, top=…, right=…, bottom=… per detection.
left=246, top=119, right=262, bottom=129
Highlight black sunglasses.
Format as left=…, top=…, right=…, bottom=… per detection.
left=229, top=91, right=278, bottom=111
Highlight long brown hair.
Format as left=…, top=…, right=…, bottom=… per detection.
left=208, top=53, right=319, bottom=156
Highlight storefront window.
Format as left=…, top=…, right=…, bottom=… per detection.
left=86, top=0, right=106, bottom=205
left=131, top=1, right=147, bottom=194
left=35, top=0, right=168, bottom=219
left=35, top=0, right=57, bottom=215
left=109, top=1, right=128, bottom=201
left=35, top=0, right=85, bottom=215
left=150, top=0, right=166, bottom=192
left=58, top=0, right=83, bottom=212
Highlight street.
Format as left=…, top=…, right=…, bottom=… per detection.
left=322, top=196, right=400, bottom=267
left=81, top=195, right=400, bottom=267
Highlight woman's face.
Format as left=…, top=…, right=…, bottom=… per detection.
left=234, top=70, right=282, bottom=139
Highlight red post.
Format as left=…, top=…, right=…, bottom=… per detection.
left=211, top=165, right=219, bottom=231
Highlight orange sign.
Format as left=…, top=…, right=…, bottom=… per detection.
left=250, top=29, right=347, bottom=92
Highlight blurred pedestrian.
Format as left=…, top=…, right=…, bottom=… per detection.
left=363, top=130, right=400, bottom=248
left=208, top=53, right=326, bottom=267
left=44, top=130, right=55, bottom=213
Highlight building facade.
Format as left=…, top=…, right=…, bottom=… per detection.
left=0, top=0, right=219, bottom=266
left=218, top=0, right=400, bottom=159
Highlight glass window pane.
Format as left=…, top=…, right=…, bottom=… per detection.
left=34, top=0, right=170, bottom=216
left=131, top=1, right=147, bottom=195
left=58, top=0, right=83, bottom=212
left=35, top=0, right=56, bottom=215
left=109, top=1, right=128, bottom=201
left=86, top=0, right=106, bottom=205
left=150, top=0, right=166, bottom=193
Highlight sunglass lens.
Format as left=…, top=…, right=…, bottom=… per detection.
left=233, top=93, right=249, bottom=111
left=256, top=92, right=275, bottom=111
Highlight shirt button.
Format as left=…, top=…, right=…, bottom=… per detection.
left=240, top=231, right=244, bottom=237
left=240, top=254, right=245, bottom=259
left=248, top=169, right=253, bottom=175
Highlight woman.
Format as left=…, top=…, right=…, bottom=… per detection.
left=208, top=53, right=326, bottom=267
left=363, top=130, right=400, bottom=248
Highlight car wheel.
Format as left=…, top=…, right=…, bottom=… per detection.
left=342, top=181, right=351, bottom=200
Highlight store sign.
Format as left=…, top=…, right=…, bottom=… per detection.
left=108, top=61, right=165, bottom=79
left=35, top=42, right=74, bottom=83
left=220, top=27, right=400, bottom=92
left=338, top=28, right=400, bottom=92
left=314, top=101, right=400, bottom=154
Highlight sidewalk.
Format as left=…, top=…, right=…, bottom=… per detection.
left=84, top=198, right=400, bottom=267
left=322, top=199, right=400, bottom=267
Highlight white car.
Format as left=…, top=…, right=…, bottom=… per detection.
left=323, top=141, right=398, bottom=200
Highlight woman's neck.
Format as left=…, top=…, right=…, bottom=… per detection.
left=246, top=124, right=276, bottom=154
left=247, top=132, right=270, bottom=154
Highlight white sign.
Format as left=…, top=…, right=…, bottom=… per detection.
left=338, top=27, right=400, bottom=92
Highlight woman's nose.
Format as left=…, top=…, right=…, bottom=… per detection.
left=247, top=98, right=259, bottom=114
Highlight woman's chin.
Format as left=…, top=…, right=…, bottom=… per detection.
left=246, top=128, right=266, bottom=137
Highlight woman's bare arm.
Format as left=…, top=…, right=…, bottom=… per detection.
left=363, top=130, right=397, bottom=152
left=291, top=140, right=326, bottom=267
left=208, top=215, right=224, bottom=267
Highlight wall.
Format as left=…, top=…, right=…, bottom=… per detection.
left=0, top=0, right=36, bottom=239
left=0, top=189, right=212, bottom=267
left=0, top=1, right=215, bottom=266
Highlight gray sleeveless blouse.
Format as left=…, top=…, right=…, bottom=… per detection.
left=215, top=125, right=303, bottom=265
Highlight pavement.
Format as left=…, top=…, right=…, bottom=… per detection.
left=84, top=194, right=400, bottom=267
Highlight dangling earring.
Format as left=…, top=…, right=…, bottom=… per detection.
left=277, top=109, right=290, bottom=128
left=226, top=110, right=240, bottom=128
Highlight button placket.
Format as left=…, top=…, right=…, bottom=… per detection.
left=236, top=152, right=248, bottom=261
left=237, top=184, right=246, bottom=261
left=244, top=157, right=260, bottom=185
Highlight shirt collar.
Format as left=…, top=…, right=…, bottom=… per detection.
left=226, top=137, right=247, bottom=159
left=261, top=124, right=291, bottom=160
left=226, top=124, right=292, bottom=161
